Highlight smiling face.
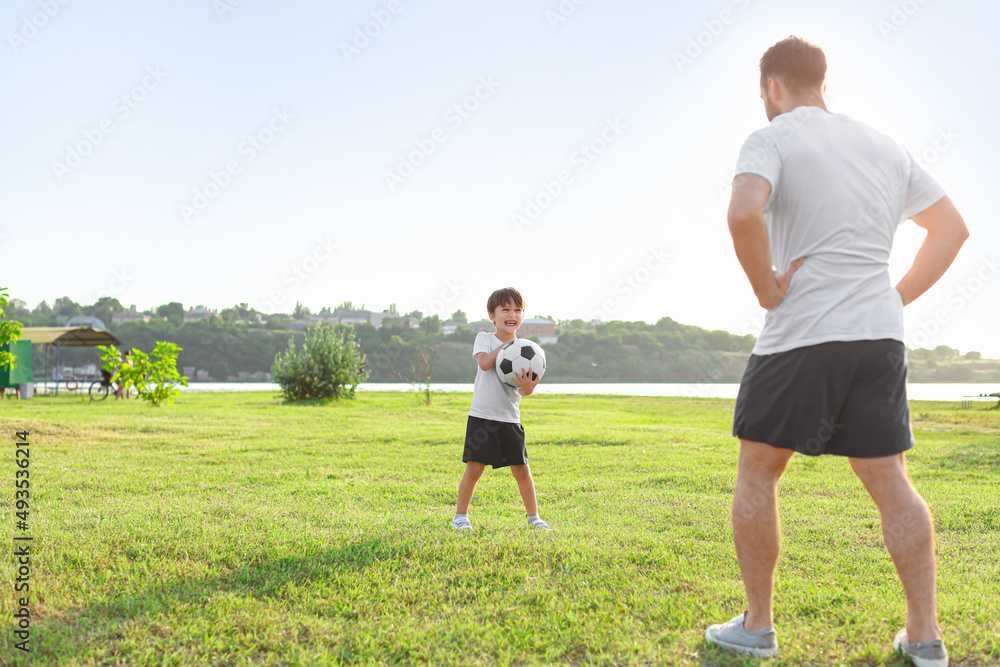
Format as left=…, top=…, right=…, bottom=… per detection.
left=489, top=301, right=524, bottom=336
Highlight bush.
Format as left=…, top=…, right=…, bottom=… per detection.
left=271, top=324, right=368, bottom=401
left=97, top=342, right=189, bottom=407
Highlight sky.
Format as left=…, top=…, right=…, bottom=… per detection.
left=3, top=0, right=998, bottom=356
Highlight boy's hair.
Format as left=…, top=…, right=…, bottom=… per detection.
left=487, top=287, right=525, bottom=314
left=759, top=36, right=826, bottom=91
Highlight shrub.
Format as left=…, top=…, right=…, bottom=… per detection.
left=271, top=324, right=368, bottom=401
left=97, top=342, right=189, bottom=407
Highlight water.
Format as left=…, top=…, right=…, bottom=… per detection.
left=178, top=382, right=999, bottom=402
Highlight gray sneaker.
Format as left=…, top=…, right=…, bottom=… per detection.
left=705, top=612, right=778, bottom=658
left=894, top=628, right=948, bottom=667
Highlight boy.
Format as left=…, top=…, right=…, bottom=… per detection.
left=452, top=287, right=549, bottom=531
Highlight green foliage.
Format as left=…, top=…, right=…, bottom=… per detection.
left=0, top=287, right=24, bottom=371
left=271, top=324, right=368, bottom=401
left=96, top=342, right=188, bottom=407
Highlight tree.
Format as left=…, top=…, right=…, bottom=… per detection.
left=84, top=296, right=124, bottom=327
left=964, top=350, right=982, bottom=360
left=156, top=302, right=184, bottom=320
left=420, top=314, right=441, bottom=334
left=271, top=324, right=368, bottom=401
left=0, top=287, right=24, bottom=372
left=450, top=309, right=467, bottom=323
left=33, top=300, right=53, bottom=315
left=388, top=303, right=398, bottom=315
left=293, top=301, right=312, bottom=318
left=54, top=296, right=83, bottom=318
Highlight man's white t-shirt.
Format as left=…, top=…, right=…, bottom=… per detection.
left=468, top=331, right=521, bottom=423
left=735, top=105, right=946, bottom=355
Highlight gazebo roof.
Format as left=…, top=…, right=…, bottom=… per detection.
left=19, top=327, right=123, bottom=347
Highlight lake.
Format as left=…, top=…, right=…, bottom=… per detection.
left=179, top=382, right=999, bottom=402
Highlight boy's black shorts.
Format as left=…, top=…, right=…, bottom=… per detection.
left=733, top=338, right=913, bottom=458
left=463, top=416, right=528, bottom=469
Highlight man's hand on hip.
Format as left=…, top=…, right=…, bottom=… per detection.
left=758, top=257, right=806, bottom=310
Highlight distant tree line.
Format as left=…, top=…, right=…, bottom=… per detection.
left=3, top=296, right=998, bottom=383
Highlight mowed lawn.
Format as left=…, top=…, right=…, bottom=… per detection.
left=1, top=391, right=998, bottom=666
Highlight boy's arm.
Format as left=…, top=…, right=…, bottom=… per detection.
left=476, top=346, right=504, bottom=371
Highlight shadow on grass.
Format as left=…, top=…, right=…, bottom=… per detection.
left=696, top=640, right=914, bottom=667
left=20, top=538, right=401, bottom=665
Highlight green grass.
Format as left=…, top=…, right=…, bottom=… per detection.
left=1, top=391, right=998, bottom=666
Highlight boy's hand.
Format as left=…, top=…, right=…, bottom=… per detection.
left=510, top=367, right=540, bottom=396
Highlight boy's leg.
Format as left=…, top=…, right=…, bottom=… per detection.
left=456, top=461, right=486, bottom=514
left=509, top=463, right=538, bottom=516
left=849, top=454, right=941, bottom=643
left=732, top=439, right=794, bottom=633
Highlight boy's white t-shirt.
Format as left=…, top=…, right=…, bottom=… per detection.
left=735, top=106, right=946, bottom=355
left=468, top=331, right=521, bottom=424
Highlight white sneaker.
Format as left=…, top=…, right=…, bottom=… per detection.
left=452, top=516, right=472, bottom=530
left=894, top=628, right=948, bottom=667
left=705, top=611, right=779, bottom=658
left=527, top=517, right=551, bottom=531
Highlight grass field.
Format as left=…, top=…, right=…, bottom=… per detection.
left=0, top=391, right=998, bottom=666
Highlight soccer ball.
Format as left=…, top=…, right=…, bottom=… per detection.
left=495, top=339, right=546, bottom=389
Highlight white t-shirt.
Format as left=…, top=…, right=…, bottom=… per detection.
left=468, top=331, right=521, bottom=423
left=735, top=106, right=946, bottom=355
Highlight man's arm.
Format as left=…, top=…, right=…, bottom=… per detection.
left=727, top=174, right=804, bottom=309
left=894, top=195, right=969, bottom=306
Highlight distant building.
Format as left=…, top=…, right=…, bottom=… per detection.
left=520, top=317, right=557, bottom=344
left=183, top=305, right=218, bottom=322
left=442, top=321, right=459, bottom=336
left=66, top=315, right=107, bottom=330
left=112, top=308, right=150, bottom=325
left=468, top=320, right=495, bottom=333
left=330, top=309, right=372, bottom=326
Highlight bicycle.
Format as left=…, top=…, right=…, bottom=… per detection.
left=89, top=371, right=129, bottom=403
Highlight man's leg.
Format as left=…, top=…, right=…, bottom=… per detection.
left=732, top=439, right=795, bottom=632
left=509, top=463, right=538, bottom=516
left=850, top=454, right=941, bottom=642
left=456, top=461, right=486, bottom=514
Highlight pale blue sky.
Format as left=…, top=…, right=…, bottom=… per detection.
left=3, top=0, right=998, bottom=355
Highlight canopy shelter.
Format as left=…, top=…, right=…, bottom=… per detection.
left=19, top=327, right=123, bottom=396
left=20, top=327, right=122, bottom=347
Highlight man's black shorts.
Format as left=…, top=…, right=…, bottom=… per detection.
left=463, top=416, right=528, bottom=468
left=733, top=338, right=913, bottom=458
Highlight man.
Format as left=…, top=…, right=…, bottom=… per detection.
left=705, top=36, right=968, bottom=667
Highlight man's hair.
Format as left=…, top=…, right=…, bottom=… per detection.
left=487, top=287, right=525, bottom=314
left=759, top=36, right=826, bottom=91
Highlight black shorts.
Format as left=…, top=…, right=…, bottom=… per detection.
left=463, top=416, right=528, bottom=469
left=733, top=338, right=913, bottom=458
